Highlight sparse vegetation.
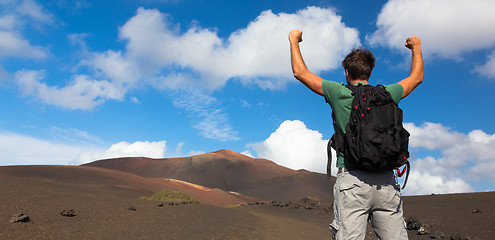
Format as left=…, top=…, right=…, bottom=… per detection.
left=139, top=190, right=200, bottom=204
left=293, top=174, right=306, bottom=179
left=225, top=204, right=240, bottom=208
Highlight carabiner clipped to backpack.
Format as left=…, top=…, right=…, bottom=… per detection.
left=396, top=166, right=406, bottom=177
left=395, top=162, right=410, bottom=189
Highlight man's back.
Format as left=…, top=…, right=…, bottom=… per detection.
left=322, top=80, right=404, bottom=169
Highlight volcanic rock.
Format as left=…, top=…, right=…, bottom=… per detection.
left=417, top=226, right=429, bottom=235
left=10, top=213, right=30, bottom=223
left=60, top=209, right=76, bottom=217
left=430, top=230, right=444, bottom=239
left=450, top=233, right=478, bottom=240
left=406, top=216, right=422, bottom=230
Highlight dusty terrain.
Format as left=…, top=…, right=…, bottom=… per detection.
left=1, top=150, right=493, bottom=239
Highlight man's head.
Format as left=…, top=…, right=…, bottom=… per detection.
left=342, top=47, right=375, bottom=82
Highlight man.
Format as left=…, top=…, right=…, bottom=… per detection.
left=289, top=29, right=423, bottom=240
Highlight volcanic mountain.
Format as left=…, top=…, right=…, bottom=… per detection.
left=83, top=149, right=333, bottom=201
left=0, top=164, right=260, bottom=207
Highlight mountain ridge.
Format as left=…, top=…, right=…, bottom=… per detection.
left=83, top=149, right=333, bottom=201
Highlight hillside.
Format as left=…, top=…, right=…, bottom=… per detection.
left=0, top=165, right=259, bottom=207
left=83, top=149, right=333, bottom=201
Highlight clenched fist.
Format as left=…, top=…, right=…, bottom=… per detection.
left=289, top=30, right=303, bottom=43
left=405, top=36, right=421, bottom=50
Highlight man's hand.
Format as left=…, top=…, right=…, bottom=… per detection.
left=398, top=36, right=423, bottom=99
left=289, top=30, right=303, bottom=44
left=289, top=30, right=323, bottom=96
left=405, top=36, right=421, bottom=50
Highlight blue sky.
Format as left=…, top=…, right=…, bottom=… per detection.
left=1, top=0, right=494, bottom=195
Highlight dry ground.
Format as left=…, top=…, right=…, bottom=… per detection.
left=1, top=157, right=493, bottom=240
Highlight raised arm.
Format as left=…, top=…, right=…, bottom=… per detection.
left=289, top=30, right=323, bottom=96
left=398, top=36, right=423, bottom=99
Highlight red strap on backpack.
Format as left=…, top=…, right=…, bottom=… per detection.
left=396, top=165, right=406, bottom=177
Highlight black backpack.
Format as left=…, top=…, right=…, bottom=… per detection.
left=331, top=84, right=410, bottom=188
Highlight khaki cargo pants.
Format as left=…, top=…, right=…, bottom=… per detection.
left=330, top=169, right=408, bottom=240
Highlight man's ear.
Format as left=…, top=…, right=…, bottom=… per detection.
left=345, top=69, right=351, bottom=81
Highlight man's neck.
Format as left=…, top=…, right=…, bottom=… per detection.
left=348, top=79, right=369, bottom=85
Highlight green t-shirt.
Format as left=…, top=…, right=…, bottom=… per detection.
left=321, top=80, right=404, bottom=168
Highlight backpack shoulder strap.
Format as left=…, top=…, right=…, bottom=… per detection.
left=330, top=84, right=359, bottom=160
left=345, top=84, right=357, bottom=92
left=331, top=83, right=360, bottom=154
left=345, top=83, right=375, bottom=96
left=331, top=111, right=344, bottom=152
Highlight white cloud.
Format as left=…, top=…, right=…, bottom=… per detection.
left=76, top=140, right=167, bottom=165
left=241, top=150, right=254, bottom=158
left=0, top=130, right=172, bottom=166
left=45, top=126, right=102, bottom=145
left=402, top=122, right=495, bottom=194
left=404, top=122, right=464, bottom=150
left=221, top=7, right=360, bottom=88
left=171, top=142, right=203, bottom=157
left=0, top=0, right=51, bottom=59
left=247, top=120, right=334, bottom=174
left=247, top=120, right=494, bottom=195
left=0, top=131, right=103, bottom=166
left=401, top=156, right=474, bottom=195
left=367, top=0, right=495, bottom=59
left=0, top=14, right=17, bottom=29
left=6, top=6, right=360, bottom=139
left=16, top=0, right=54, bottom=24
left=172, top=91, right=239, bottom=142
left=130, top=96, right=140, bottom=103
left=14, top=70, right=125, bottom=110
left=405, top=122, right=495, bottom=181
left=87, top=6, right=359, bottom=91
left=174, top=142, right=185, bottom=157
left=87, top=50, right=140, bottom=87
left=1, top=0, right=54, bottom=25
left=74, top=6, right=360, bottom=139
left=404, top=168, right=474, bottom=195
left=0, top=31, right=47, bottom=59
left=82, top=50, right=239, bottom=140
left=474, top=50, right=495, bottom=78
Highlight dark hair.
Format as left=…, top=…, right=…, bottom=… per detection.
left=341, top=47, right=375, bottom=80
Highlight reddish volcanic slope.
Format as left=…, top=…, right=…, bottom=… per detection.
left=0, top=167, right=265, bottom=239
left=84, top=149, right=334, bottom=201
left=0, top=165, right=260, bottom=207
